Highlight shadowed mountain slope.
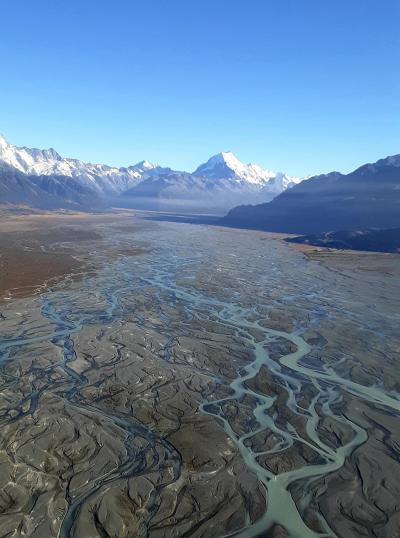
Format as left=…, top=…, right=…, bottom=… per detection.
left=221, top=156, right=400, bottom=233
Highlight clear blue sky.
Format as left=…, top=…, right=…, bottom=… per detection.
left=1, top=0, right=399, bottom=176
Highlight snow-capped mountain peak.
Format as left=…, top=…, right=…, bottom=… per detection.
left=129, top=159, right=157, bottom=173
left=139, top=159, right=156, bottom=170
left=194, top=151, right=246, bottom=178
left=207, top=151, right=243, bottom=170
left=0, top=135, right=62, bottom=174
left=193, top=150, right=300, bottom=188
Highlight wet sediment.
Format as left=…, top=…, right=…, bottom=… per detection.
left=0, top=215, right=399, bottom=537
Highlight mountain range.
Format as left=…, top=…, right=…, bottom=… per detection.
left=0, top=135, right=302, bottom=211
left=221, top=155, right=400, bottom=233
left=2, top=135, right=399, bottom=239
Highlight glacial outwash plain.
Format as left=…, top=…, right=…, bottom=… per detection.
left=0, top=210, right=399, bottom=538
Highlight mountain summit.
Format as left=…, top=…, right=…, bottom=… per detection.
left=194, top=151, right=259, bottom=180
left=193, top=151, right=300, bottom=188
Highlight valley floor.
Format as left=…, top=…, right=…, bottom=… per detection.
left=0, top=210, right=399, bottom=538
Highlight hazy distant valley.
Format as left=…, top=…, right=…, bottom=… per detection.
left=1, top=135, right=399, bottom=254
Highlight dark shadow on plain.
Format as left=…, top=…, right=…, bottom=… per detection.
left=140, top=211, right=221, bottom=226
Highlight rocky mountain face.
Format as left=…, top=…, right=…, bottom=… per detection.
left=0, top=163, right=107, bottom=209
left=0, top=136, right=303, bottom=211
left=221, top=156, right=400, bottom=233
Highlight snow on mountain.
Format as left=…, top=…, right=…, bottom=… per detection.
left=194, top=151, right=277, bottom=184
left=193, top=151, right=302, bottom=195
left=0, top=135, right=306, bottom=211
left=0, top=135, right=154, bottom=194
left=121, top=152, right=306, bottom=212
left=129, top=160, right=158, bottom=174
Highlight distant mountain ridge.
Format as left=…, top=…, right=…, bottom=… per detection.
left=0, top=135, right=155, bottom=195
left=221, top=155, right=400, bottom=233
left=0, top=135, right=304, bottom=211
